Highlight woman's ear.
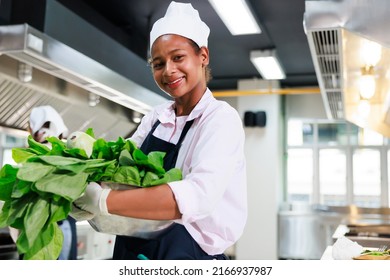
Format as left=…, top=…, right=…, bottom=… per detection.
left=200, top=47, right=209, bottom=66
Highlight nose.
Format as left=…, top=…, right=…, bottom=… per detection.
left=163, top=59, right=176, bottom=75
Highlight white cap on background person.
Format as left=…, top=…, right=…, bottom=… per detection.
left=29, top=105, right=69, bottom=138
left=149, top=1, right=210, bottom=50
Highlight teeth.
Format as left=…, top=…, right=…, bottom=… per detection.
left=167, top=77, right=182, bottom=85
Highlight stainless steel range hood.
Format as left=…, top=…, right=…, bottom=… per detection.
left=0, top=23, right=167, bottom=140
left=0, top=1, right=168, bottom=141
left=0, top=24, right=166, bottom=115
left=304, top=0, right=390, bottom=138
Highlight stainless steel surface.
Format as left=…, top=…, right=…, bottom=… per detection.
left=333, top=217, right=390, bottom=248
left=304, top=0, right=390, bottom=137
left=378, top=245, right=388, bottom=252
left=0, top=227, right=18, bottom=260
left=333, top=223, right=390, bottom=248
left=305, top=0, right=390, bottom=47
left=326, top=206, right=390, bottom=254
left=278, top=204, right=390, bottom=259
left=0, top=54, right=137, bottom=140
left=0, top=24, right=166, bottom=115
left=0, top=0, right=172, bottom=139
left=0, top=22, right=169, bottom=139
left=278, top=206, right=346, bottom=259
left=313, top=204, right=390, bottom=216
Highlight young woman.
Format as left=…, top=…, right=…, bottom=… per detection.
left=74, top=1, right=247, bottom=260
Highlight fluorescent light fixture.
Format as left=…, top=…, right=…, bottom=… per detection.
left=250, top=50, right=286, bottom=80
left=208, top=0, right=261, bottom=35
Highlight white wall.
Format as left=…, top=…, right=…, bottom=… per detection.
left=220, top=94, right=283, bottom=259
left=285, top=94, right=327, bottom=119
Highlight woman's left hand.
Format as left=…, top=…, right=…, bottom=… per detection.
left=73, top=182, right=111, bottom=216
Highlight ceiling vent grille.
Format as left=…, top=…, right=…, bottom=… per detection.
left=307, top=28, right=344, bottom=119
left=0, top=76, right=70, bottom=130
left=0, top=24, right=167, bottom=116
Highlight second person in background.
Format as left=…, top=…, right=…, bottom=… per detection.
left=29, top=105, right=78, bottom=260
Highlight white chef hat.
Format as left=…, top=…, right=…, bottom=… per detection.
left=29, top=105, right=69, bottom=138
left=150, top=1, right=210, bottom=50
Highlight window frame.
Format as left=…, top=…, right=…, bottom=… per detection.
left=286, top=120, right=390, bottom=207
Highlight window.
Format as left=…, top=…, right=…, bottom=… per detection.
left=287, top=149, right=313, bottom=202
left=287, top=120, right=313, bottom=146
left=319, top=149, right=347, bottom=205
left=318, top=123, right=348, bottom=145
left=353, top=149, right=381, bottom=207
left=0, top=131, right=26, bottom=166
left=2, top=148, right=15, bottom=166
left=287, top=120, right=388, bottom=208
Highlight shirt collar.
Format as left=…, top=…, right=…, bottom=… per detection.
left=157, top=88, right=214, bottom=124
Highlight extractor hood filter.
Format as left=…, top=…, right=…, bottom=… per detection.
left=0, top=24, right=166, bottom=115
left=306, top=28, right=343, bottom=120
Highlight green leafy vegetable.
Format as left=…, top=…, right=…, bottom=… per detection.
left=361, top=249, right=390, bottom=256
left=0, top=128, right=182, bottom=260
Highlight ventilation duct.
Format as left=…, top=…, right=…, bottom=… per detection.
left=306, top=28, right=343, bottom=119
left=304, top=0, right=390, bottom=138
left=0, top=1, right=171, bottom=139
left=0, top=24, right=166, bottom=115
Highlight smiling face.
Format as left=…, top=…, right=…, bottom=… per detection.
left=150, top=34, right=209, bottom=110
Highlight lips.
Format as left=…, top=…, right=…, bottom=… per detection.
left=165, top=77, right=183, bottom=89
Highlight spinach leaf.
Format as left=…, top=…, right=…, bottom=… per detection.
left=118, top=149, right=134, bottom=166
left=2, top=193, right=30, bottom=229
left=12, top=180, right=33, bottom=198
left=146, top=168, right=183, bottom=187
left=0, top=127, right=183, bottom=260
left=35, top=172, right=88, bottom=201
left=46, top=136, right=66, bottom=156
left=0, top=177, right=16, bottom=201
left=142, top=171, right=159, bottom=187
left=48, top=197, right=69, bottom=224
left=27, top=135, right=50, bottom=155
left=16, top=162, right=56, bottom=182
left=64, top=148, right=89, bottom=159
left=112, top=166, right=141, bottom=186
left=24, top=222, right=63, bottom=260
left=23, top=196, right=50, bottom=248
left=12, top=148, right=36, bottom=163
left=85, top=127, right=95, bottom=138
left=132, top=149, right=165, bottom=175
left=39, top=155, right=84, bottom=166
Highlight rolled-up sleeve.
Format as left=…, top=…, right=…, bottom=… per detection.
left=169, top=106, right=246, bottom=224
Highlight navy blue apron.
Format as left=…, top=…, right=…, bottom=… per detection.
left=113, top=119, right=228, bottom=260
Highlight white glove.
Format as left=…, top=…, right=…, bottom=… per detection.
left=69, top=203, right=95, bottom=221
left=74, top=182, right=111, bottom=216
left=8, top=227, right=20, bottom=243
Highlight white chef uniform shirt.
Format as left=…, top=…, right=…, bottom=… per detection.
left=131, top=88, right=247, bottom=255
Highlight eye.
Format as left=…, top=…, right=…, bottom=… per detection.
left=173, top=55, right=184, bottom=61
left=152, top=61, right=164, bottom=70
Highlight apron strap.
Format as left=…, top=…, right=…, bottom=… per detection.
left=149, top=118, right=195, bottom=146
left=176, top=119, right=195, bottom=146
left=150, top=119, right=161, bottom=134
